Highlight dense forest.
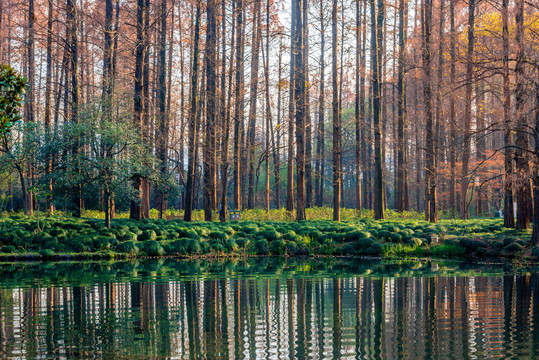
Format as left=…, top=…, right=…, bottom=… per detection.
left=0, top=0, right=538, bottom=241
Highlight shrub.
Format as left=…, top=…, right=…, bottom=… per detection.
left=139, top=230, right=157, bottom=241
left=253, top=239, right=270, bottom=255
left=143, top=241, right=165, bottom=256
left=356, top=237, right=375, bottom=248
left=225, top=239, right=239, bottom=253
left=116, top=241, right=139, bottom=255
left=389, top=233, right=403, bottom=243
left=93, top=236, right=112, bottom=250
left=365, top=242, right=383, bottom=256
left=503, top=242, right=523, bottom=254
left=167, top=238, right=201, bottom=255
left=1, top=245, right=16, bottom=253
left=39, top=249, right=55, bottom=258
left=407, top=238, right=423, bottom=247
left=428, top=244, right=466, bottom=257
left=459, top=238, right=486, bottom=251
left=210, top=241, right=226, bottom=253
left=532, top=247, right=539, bottom=258
left=258, top=228, right=281, bottom=241
left=209, top=231, right=228, bottom=241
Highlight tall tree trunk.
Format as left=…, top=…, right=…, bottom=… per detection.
left=396, top=0, right=408, bottom=212
left=102, top=0, right=115, bottom=227
left=157, top=0, right=169, bottom=219
left=460, top=0, right=475, bottom=219
left=435, top=0, right=445, bottom=213
left=44, top=0, right=54, bottom=213
left=332, top=0, right=341, bottom=221
left=272, top=37, right=283, bottom=209
left=263, top=0, right=272, bottom=215
left=286, top=1, right=296, bottom=214
left=423, top=0, right=436, bottom=223
left=130, top=0, right=148, bottom=220
left=247, top=0, right=261, bottom=209
left=475, top=80, right=486, bottom=216
left=233, top=0, right=245, bottom=210
left=25, top=0, right=35, bottom=215
left=354, top=0, right=362, bottom=212
left=294, top=0, right=306, bottom=221
left=371, top=0, right=384, bottom=220
left=184, top=3, right=201, bottom=222
left=449, top=0, right=457, bottom=217
left=220, top=0, right=236, bottom=222
left=304, top=0, right=313, bottom=210
left=67, top=0, right=82, bottom=218
left=514, top=0, right=531, bottom=230
left=532, top=82, right=539, bottom=245
left=315, top=0, right=325, bottom=208
left=204, top=0, right=217, bottom=221
left=502, top=0, right=515, bottom=228
left=360, top=1, right=368, bottom=209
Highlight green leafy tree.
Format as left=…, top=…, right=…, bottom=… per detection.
left=0, top=64, right=26, bottom=138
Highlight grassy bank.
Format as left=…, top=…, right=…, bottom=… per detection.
left=0, top=212, right=537, bottom=261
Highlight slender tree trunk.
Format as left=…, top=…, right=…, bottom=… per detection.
left=44, top=0, right=54, bottom=213
left=184, top=3, right=201, bottom=222
left=514, top=0, right=531, bottom=230
left=396, top=0, right=408, bottom=212
left=371, top=0, right=384, bottom=220
left=67, top=0, right=82, bottom=218
left=25, top=0, right=35, bottom=216
left=294, top=0, right=306, bottom=221
left=263, top=0, right=271, bottom=215
left=247, top=0, right=261, bottom=209
left=130, top=0, right=147, bottom=220
left=502, top=0, right=515, bottom=228
left=449, top=0, right=457, bottom=217
left=460, top=0, right=475, bottom=219
left=475, top=80, right=486, bottom=216
left=354, top=0, right=362, bottom=212
left=423, top=0, right=436, bottom=223
left=272, top=38, right=283, bottom=209
left=332, top=0, right=341, bottom=221
left=220, top=0, right=236, bottom=222
left=360, top=2, right=368, bottom=209
left=304, top=0, right=313, bottom=209
left=102, top=0, right=115, bottom=226
left=286, top=1, right=296, bottom=214
left=157, top=0, right=169, bottom=219
left=532, top=82, right=539, bottom=245
left=315, top=0, right=325, bottom=208
left=435, top=0, right=445, bottom=213
left=204, top=0, right=217, bottom=221
left=233, top=0, right=245, bottom=210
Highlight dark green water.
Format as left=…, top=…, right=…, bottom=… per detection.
left=0, top=258, right=537, bottom=359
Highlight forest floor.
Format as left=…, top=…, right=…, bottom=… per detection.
left=0, top=210, right=537, bottom=263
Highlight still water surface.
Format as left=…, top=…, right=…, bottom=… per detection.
left=0, top=258, right=537, bottom=359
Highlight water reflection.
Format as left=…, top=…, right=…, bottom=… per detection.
left=0, top=259, right=537, bottom=359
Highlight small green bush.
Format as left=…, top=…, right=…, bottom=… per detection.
left=253, top=239, right=270, bottom=255
left=1, top=245, right=16, bottom=253
left=115, top=241, right=139, bottom=255
left=503, top=242, right=523, bottom=254
left=39, top=249, right=55, bottom=258
left=532, top=247, right=539, bottom=258
left=139, top=230, right=157, bottom=241
left=143, top=241, right=165, bottom=256
left=389, top=233, right=403, bottom=243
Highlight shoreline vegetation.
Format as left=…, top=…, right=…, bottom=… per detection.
left=0, top=208, right=537, bottom=263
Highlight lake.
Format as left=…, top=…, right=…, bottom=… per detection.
left=0, top=258, right=537, bottom=359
